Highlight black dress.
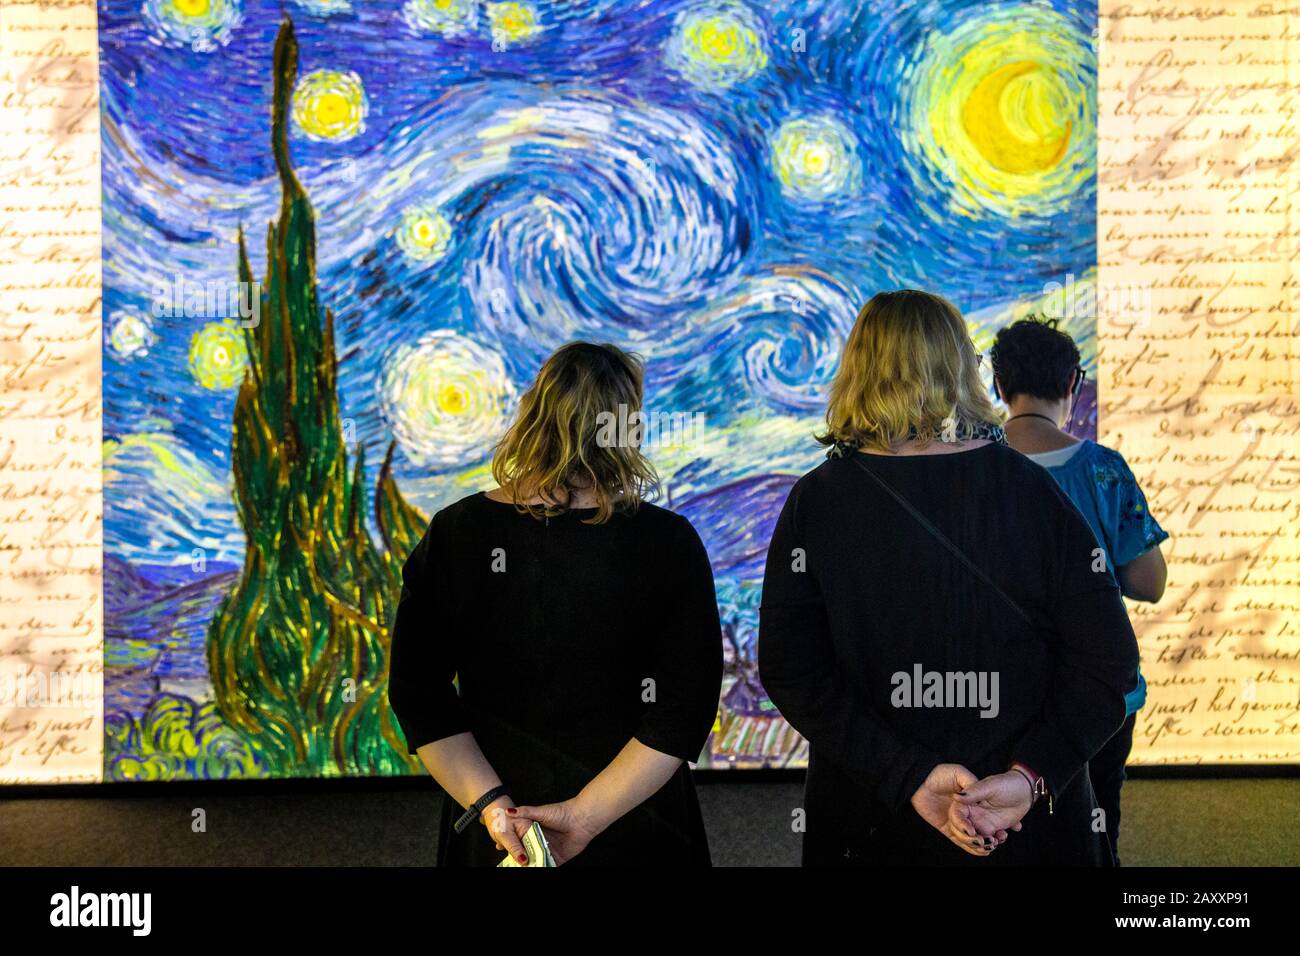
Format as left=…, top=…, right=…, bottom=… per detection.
left=388, top=492, right=723, bottom=867
left=758, top=443, right=1140, bottom=866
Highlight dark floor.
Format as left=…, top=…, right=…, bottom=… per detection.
left=1, top=779, right=1296, bottom=866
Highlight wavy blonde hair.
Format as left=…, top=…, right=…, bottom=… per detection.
left=491, top=342, right=659, bottom=524
left=817, top=289, right=1002, bottom=452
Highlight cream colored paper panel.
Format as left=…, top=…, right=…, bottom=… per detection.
left=1099, top=2, right=1300, bottom=764
left=0, top=0, right=104, bottom=782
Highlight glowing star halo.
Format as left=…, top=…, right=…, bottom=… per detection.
left=396, top=204, right=454, bottom=264
left=771, top=116, right=862, bottom=202
left=901, top=4, right=1095, bottom=220
left=292, top=70, right=368, bottom=142
left=404, top=0, right=477, bottom=36
left=143, top=0, right=242, bottom=49
left=109, top=309, right=157, bottom=358
left=381, top=331, right=517, bottom=468
left=188, top=321, right=249, bottom=390
left=666, top=1, right=769, bottom=90
left=487, top=1, right=541, bottom=48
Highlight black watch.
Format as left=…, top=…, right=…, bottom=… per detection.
left=454, top=784, right=511, bottom=834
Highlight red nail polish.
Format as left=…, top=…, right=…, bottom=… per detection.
left=506, top=807, right=517, bottom=814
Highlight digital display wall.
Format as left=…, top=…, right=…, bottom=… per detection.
left=0, top=0, right=1294, bottom=783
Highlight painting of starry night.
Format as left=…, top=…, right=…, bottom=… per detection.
left=98, top=0, right=1099, bottom=780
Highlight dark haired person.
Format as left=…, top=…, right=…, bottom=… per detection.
left=759, top=290, right=1140, bottom=866
left=387, top=342, right=723, bottom=866
left=990, top=316, right=1168, bottom=865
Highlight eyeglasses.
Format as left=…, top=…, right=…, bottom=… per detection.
left=1067, top=365, right=1087, bottom=423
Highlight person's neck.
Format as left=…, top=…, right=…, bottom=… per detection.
left=487, top=482, right=600, bottom=508
left=1003, top=397, right=1078, bottom=454
left=859, top=437, right=992, bottom=457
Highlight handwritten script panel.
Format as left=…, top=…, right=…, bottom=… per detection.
left=1099, top=1, right=1300, bottom=763
left=0, top=0, right=104, bottom=782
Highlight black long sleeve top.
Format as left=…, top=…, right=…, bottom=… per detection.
left=759, top=442, right=1140, bottom=866
left=387, top=492, right=723, bottom=866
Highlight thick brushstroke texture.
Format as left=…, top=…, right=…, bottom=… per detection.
left=100, top=0, right=1098, bottom=776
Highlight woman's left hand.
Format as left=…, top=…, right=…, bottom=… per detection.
left=911, top=763, right=1001, bottom=856
left=506, top=800, right=601, bottom=865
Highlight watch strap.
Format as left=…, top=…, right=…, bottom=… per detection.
left=454, top=784, right=510, bottom=834
left=1009, top=761, right=1053, bottom=815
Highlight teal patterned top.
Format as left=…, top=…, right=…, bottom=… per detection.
left=1034, top=440, right=1168, bottom=716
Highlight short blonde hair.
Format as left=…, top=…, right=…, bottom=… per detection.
left=491, top=342, right=659, bottom=524
left=817, top=289, right=1002, bottom=452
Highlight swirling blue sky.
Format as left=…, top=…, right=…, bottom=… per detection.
left=99, top=0, right=1098, bottom=567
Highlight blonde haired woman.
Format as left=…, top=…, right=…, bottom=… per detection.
left=388, top=342, right=722, bottom=867
left=758, top=290, right=1139, bottom=866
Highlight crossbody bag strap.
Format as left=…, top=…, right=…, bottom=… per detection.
left=848, top=452, right=1037, bottom=629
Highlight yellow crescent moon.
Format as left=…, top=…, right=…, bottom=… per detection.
left=961, top=60, right=1069, bottom=176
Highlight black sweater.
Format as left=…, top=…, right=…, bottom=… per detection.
left=758, top=442, right=1140, bottom=866
left=388, top=492, right=723, bottom=866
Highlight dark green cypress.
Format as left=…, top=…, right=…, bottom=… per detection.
left=208, top=18, right=428, bottom=776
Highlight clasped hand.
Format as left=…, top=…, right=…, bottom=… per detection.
left=480, top=795, right=598, bottom=866
left=910, top=763, right=1033, bottom=858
